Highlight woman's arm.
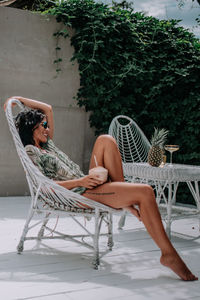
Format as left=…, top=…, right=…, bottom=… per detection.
left=4, top=96, right=54, bottom=139
left=55, top=175, right=103, bottom=190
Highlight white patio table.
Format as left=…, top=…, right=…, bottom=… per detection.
left=124, top=162, right=200, bottom=238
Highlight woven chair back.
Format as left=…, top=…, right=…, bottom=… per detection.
left=109, top=115, right=151, bottom=163
left=5, top=98, right=116, bottom=212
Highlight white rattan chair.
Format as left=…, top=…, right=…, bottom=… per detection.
left=5, top=98, right=123, bottom=269
left=109, top=115, right=161, bottom=185
left=109, top=115, right=167, bottom=228
left=108, top=115, right=151, bottom=165
left=108, top=115, right=152, bottom=228
left=109, top=116, right=200, bottom=237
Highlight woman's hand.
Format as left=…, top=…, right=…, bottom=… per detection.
left=55, top=175, right=103, bottom=191
left=79, top=175, right=103, bottom=189
left=4, top=96, right=54, bottom=139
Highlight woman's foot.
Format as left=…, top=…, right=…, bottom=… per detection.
left=160, top=252, right=198, bottom=281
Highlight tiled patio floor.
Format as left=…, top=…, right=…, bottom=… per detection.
left=0, top=196, right=199, bottom=300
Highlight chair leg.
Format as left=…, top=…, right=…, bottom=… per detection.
left=118, top=211, right=127, bottom=229
left=92, top=209, right=101, bottom=269
left=37, top=213, right=50, bottom=239
left=17, top=208, right=34, bottom=254
left=107, top=213, right=114, bottom=250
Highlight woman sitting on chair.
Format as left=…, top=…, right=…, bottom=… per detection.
left=4, top=96, right=198, bottom=281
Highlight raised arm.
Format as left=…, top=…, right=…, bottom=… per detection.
left=4, top=96, right=54, bottom=140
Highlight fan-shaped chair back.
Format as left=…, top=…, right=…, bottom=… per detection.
left=108, top=115, right=151, bottom=163
left=5, top=98, right=116, bottom=211
left=5, top=99, right=45, bottom=195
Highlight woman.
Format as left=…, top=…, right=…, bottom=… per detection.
left=4, top=96, right=198, bottom=281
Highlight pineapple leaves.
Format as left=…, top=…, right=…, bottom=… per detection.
left=150, top=128, right=169, bottom=149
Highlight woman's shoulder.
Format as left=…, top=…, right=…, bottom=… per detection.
left=25, top=144, right=41, bottom=155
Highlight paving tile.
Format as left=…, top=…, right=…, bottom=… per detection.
left=0, top=197, right=199, bottom=300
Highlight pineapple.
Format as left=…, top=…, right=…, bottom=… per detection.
left=148, top=128, right=168, bottom=167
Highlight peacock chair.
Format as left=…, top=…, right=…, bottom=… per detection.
left=5, top=98, right=124, bottom=269
left=108, top=115, right=151, bottom=164
left=109, top=115, right=154, bottom=228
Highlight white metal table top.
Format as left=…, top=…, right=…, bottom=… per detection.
left=124, top=162, right=200, bottom=182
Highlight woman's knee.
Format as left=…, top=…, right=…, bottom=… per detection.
left=138, top=184, right=155, bottom=203
left=146, top=185, right=155, bottom=198
left=96, top=134, right=117, bottom=146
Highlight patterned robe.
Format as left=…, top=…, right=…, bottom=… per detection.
left=25, top=138, right=86, bottom=194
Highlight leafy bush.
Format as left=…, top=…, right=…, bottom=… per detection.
left=45, top=0, right=200, bottom=168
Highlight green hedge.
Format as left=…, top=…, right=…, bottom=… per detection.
left=45, top=0, right=200, bottom=168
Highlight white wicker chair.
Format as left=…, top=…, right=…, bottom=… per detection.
left=108, top=115, right=151, bottom=165
left=108, top=115, right=154, bottom=228
left=5, top=98, right=123, bottom=269
left=108, top=116, right=200, bottom=237
left=108, top=114, right=156, bottom=192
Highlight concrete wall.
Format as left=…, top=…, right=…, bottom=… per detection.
left=0, top=7, right=96, bottom=196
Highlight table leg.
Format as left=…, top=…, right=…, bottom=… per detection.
left=171, top=182, right=179, bottom=205
left=166, top=182, right=172, bottom=239
left=187, top=181, right=200, bottom=232
left=187, top=181, right=200, bottom=210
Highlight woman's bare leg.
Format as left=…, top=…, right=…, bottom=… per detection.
left=83, top=182, right=197, bottom=281
left=89, top=135, right=124, bottom=182
left=85, top=135, right=197, bottom=280
left=89, top=135, right=138, bottom=214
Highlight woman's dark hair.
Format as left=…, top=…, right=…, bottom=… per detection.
left=15, top=109, right=45, bottom=146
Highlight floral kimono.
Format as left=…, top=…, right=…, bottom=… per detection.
left=25, top=138, right=86, bottom=194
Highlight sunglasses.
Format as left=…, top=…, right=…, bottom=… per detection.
left=33, top=121, right=48, bottom=131
left=41, top=121, right=48, bottom=129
